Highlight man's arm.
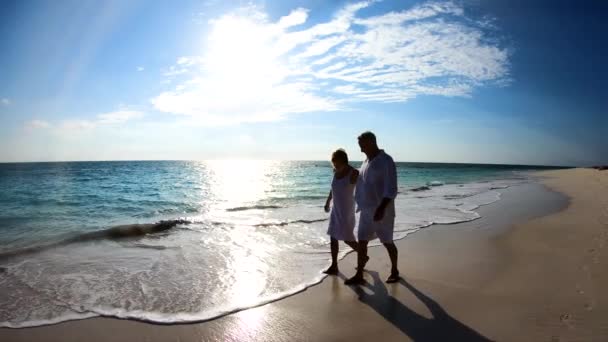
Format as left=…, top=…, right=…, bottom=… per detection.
left=374, top=197, right=392, bottom=221
left=374, top=157, right=398, bottom=221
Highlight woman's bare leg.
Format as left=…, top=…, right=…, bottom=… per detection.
left=323, top=238, right=339, bottom=275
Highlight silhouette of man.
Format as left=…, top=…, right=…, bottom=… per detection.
left=345, top=131, right=400, bottom=284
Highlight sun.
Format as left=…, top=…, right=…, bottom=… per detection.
left=205, top=14, right=286, bottom=87
left=152, top=8, right=337, bottom=125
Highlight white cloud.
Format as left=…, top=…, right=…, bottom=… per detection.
left=1, top=98, right=10, bottom=106
left=277, top=8, right=308, bottom=29
left=137, top=66, right=144, bottom=71
left=353, top=2, right=463, bottom=26
left=59, top=119, right=98, bottom=131
left=25, top=120, right=51, bottom=129
left=152, top=1, right=509, bottom=125
left=96, top=110, right=144, bottom=124
left=162, top=56, right=204, bottom=77
left=153, top=81, right=336, bottom=126
left=25, top=110, right=144, bottom=131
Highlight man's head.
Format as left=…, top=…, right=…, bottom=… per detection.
left=357, top=131, right=378, bottom=155
left=331, top=148, right=349, bottom=172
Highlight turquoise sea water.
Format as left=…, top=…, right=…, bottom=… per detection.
left=0, top=160, right=563, bottom=327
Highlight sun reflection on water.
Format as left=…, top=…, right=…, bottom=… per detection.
left=204, top=160, right=279, bottom=310
left=206, top=159, right=279, bottom=208
left=226, top=232, right=269, bottom=307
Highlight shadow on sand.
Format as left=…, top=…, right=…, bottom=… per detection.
left=343, top=271, right=493, bottom=341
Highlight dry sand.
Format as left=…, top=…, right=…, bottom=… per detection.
left=1, top=168, right=606, bottom=341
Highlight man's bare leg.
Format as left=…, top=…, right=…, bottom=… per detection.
left=344, top=240, right=358, bottom=251
left=384, top=242, right=400, bottom=283
left=344, top=240, right=368, bottom=285
left=344, top=240, right=370, bottom=270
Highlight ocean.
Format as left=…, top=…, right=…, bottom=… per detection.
left=0, top=160, right=563, bottom=328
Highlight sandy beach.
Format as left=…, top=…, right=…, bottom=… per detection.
left=1, top=168, right=607, bottom=342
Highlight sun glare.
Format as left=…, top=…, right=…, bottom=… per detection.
left=207, top=160, right=276, bottom=208
left=206, top=15, right=286, bottom=86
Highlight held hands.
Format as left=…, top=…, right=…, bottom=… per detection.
left=373, top=205, right=386, bottom=221
left=374, top=198, right=391, bottom=221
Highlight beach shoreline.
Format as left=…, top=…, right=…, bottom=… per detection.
left=2, top=168, right=606, bottom=341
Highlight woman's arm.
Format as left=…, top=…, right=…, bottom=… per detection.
left=350, top=168, right=359, bottom=185
left=324, top=190, right=332, bottom=213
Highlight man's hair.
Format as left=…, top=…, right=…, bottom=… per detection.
left=331, top=148, right=348, bottom=164
left=357, top=131, right=377, bottom=144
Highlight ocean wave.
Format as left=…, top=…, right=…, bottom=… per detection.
left=0, top=219, right=190, bottom=261
left=0, top=215, right=331, bottom=261
left=427, top=180, right=444, bottom=187
left=443, top=193, right=481, bottom=200
left=225, top=205, right=283, bottom=212
left=128, top=243, right=172, bottom=250
left=490, top=185, right=509, bottom=190
left=267, top=195, right=327, bottom=201
left=0, top=175, right=533, bottom=329
left=254, top=218, right=328, bottom=227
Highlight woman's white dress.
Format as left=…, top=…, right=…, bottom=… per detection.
left=327, top=169, right=356, bottom=241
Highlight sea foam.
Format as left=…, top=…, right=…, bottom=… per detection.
left=0, top=177, right=526, bottom=328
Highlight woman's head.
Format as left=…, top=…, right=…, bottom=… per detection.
left=331, top=149, right=349, bottom=172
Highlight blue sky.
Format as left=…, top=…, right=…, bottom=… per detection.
left=0, top=0, right=605, bottom=166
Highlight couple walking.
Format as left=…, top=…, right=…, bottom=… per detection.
left=324, top=131, right=400, bottom=285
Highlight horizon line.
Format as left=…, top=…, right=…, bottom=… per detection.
left=0, top=159, right=576, bottom=168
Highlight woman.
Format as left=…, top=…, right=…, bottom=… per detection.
left=323, top=149, right=366, bottom=275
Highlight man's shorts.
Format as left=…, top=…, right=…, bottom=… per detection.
left=357, top=208, right=395, bottom=243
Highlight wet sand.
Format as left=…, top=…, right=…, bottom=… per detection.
left=1, top=168, right=606, bottom=341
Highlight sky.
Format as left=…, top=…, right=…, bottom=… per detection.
left=0, top=0, right=606, bottom=166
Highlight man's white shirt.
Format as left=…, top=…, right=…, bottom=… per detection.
left=355, top=150, right=398, bottom=216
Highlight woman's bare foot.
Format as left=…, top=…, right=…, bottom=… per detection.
left=323, top=264, right=339, bottom=275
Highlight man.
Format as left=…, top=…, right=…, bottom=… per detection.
left=345, top=131, right=400, bottom=285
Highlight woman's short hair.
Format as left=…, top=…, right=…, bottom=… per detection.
left=331, top=148, right=348, bottom=164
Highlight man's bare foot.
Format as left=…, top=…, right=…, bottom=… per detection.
left=344, top=273, right=365, bottom=285
left=323, top=265, right=338, bottom=275
left=386, top=271, right=400, bottom=283
left=355, top=255, right=370, bottom=271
